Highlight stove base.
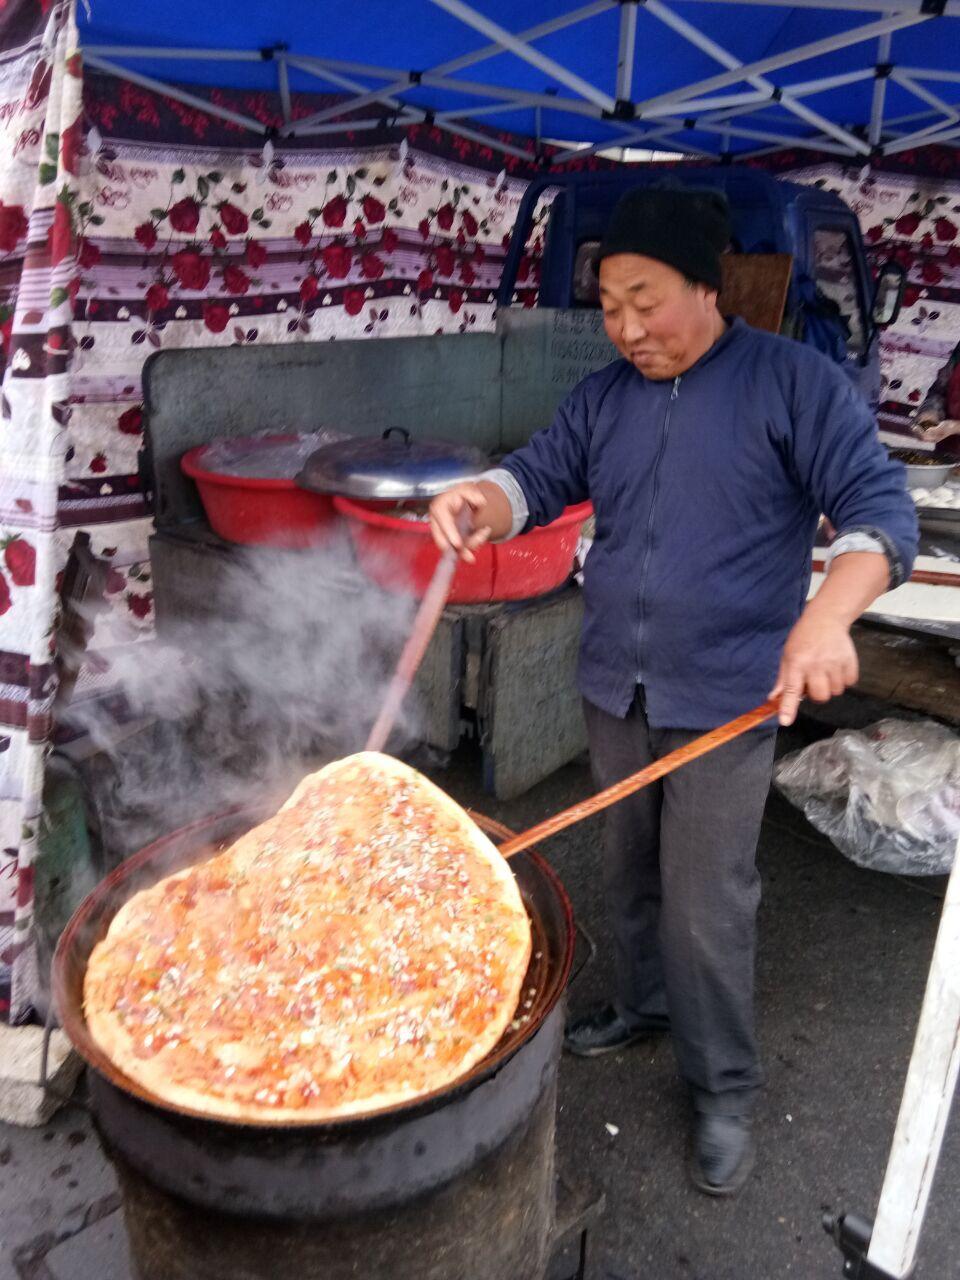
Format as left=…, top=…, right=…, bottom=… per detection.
left=116, top=1083, right=557, bottom=1280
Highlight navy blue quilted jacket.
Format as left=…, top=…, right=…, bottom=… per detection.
left=501, top=318, right=918, bottom=729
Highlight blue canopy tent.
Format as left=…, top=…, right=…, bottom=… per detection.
left=76, top=0, right=960, bottom=163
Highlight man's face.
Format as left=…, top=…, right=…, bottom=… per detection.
left=598, top=253, right=719, bottom=381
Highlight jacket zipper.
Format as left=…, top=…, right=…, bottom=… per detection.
left=636, top=374, right=681, bottom=683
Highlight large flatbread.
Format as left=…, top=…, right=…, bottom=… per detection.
left=84, top=753, right=532, bottom=1122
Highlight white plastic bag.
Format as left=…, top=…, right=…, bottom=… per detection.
left=774, top=718, right=960, bottom=875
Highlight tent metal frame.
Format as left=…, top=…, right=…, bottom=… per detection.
left=84, top=0, right=960, bottom=162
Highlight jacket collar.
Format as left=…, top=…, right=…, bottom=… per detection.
left=629, top=315, right=749, bottom=386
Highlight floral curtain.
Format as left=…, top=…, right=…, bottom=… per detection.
left=0, top=0, right=83, bottom=1021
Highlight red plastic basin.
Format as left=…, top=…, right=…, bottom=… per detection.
left=181, top=437, right=338, bottom=549
left=333, top=496, right=593, bottom=603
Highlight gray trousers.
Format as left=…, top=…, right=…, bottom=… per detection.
left=582, top=691, right=777, bottom=1116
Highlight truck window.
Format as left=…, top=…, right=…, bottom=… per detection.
left=811, top=227, right=866, bottom=360
left=573, top=240, right=601, bottom=306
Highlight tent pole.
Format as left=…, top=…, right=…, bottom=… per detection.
left=884, top=117, right=960, bottom=153
left=432, top=0, right=615, bottom=77
left=83, top=54, right=268, bottom=134
left=415, top=116, right=537, bottom=160
left=678, top=118, right=854, bottom=153
left=643, top=0, right=872, bottom=154
left=283, top=55, right=420, bottom=132
left=427, top=0, right=618, bottom=112
left=616, top=1, right=639, bottom=102
left=890, top=71, right=960, bottom=130
left=644, top=89, right=769, bottom=116
left=420, top=71, right=603, bottom=116
left=748, top=100, right=958, bottom=156
left=277, top=53, right=292, bottom=126
left=84, top=49, right=423, bottom=146
left=668, top=0, right=958, bottom=12
left=869, top=33, right=892, bottom=147
left=551, top=128, right=717, bottom=163
left=549, top=112, right=856, bottom=162
left=287, top=100, right=538, bottom=160
left=292, top=56, right=604, bottom=118
left=288, top=81, right=412, bottom=131
left=290, top=2, right=618, bottom=134
left=294, top=0, right=619, bottom=109
left=283, top=55, right=402, bottom=103
left=777, top=95, right=867, bottom=154
left=82, top=45, right=263, bottom=60
left=435, top=102, right=530, bottom=122
left=896, top=67, right=960, bottom=84
left=782, top=67, right=875, bottom=95
left=289, top=120, right=388, bottom=137
left=630, top=10, right=929, bottom=118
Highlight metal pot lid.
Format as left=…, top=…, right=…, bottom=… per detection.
left=296, top=427, right=489, bottom=500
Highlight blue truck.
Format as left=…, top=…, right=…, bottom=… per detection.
left=499, top=166, right=905, bottom=409
left=148, top=166, right=910, bottom=804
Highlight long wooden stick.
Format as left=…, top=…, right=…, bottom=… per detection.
left=498, top=698, right=780, bottom=860
left=366, top=512, right=471, bottom=753
left=365, top=546, right=458, bottom=752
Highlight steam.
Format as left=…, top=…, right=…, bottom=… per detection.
left=61, top=532, right=421, bottom=863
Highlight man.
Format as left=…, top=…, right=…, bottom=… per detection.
left=913, top=336, right=960, bottom=461
left=429, top=187, right=918, bottom=1196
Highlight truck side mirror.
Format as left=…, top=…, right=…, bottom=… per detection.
left=872, top=261, right=905, bottom=328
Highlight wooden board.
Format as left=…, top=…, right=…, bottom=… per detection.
left=718, top=254, right=793, bottom=333
left=850, top=624, right=960, bottom=724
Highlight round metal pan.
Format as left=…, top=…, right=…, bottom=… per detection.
left=52, top=804, right=574, bottom=1133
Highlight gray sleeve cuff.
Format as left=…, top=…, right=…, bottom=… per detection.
left=825, top=526, right=904, bottom=588
left=479, top=468, right=529, bottom=541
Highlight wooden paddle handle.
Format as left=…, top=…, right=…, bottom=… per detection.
left=366, top=509, right=472, bottom=753
left=497, top=698, right=781, bottom=860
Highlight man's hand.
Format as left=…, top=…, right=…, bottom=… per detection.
left=771, top=549, right=890, bottom=726
left=770, top=612, right=858, bottom=727
left=428, top=481, right=512, bottom=563
left=913, top=408, right=940, bottom=435
left=917, top=417, right=960, bottom=445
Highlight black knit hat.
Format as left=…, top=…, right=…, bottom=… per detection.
left=597, top=186, right=731, bottom=291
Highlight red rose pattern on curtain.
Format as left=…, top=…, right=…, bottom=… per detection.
left=0, top=0, right=83, bottom=1020
left=757, top=151, right=960, bottom=432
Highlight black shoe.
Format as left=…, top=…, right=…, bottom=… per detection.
left=563, top=1003, right=669, bottom=1058
left=689, top=1112, right=755, bottom=1197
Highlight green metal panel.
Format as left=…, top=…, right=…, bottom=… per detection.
left=34, top=759, right=98, bottom=1009
left=498, top=309, right=614, bottom=451
left=143, top=334, right=503, bottom=527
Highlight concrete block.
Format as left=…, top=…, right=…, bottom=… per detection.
left=45, top=1210, right=132, bottom=1280
left=480, top=587, right=587, bottom=800
left=0, top=1026, right=82, bottom=1127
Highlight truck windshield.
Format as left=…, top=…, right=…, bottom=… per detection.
left=811, top=227, right=867, bottom=361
